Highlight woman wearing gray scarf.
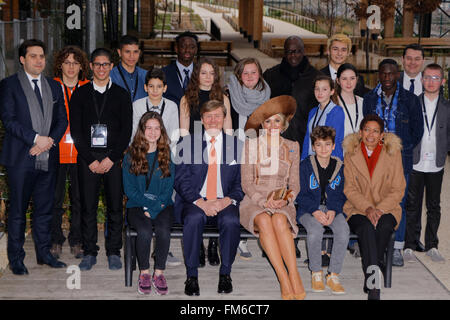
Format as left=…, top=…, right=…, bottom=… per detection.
left=227, top=58, right=271, bottom=140
left=226, top=57, right=271, bottom=260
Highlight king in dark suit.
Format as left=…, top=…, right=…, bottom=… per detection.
left=174, top=100, right=244, bottom=296
left=0, top=39, right=68, bottom=275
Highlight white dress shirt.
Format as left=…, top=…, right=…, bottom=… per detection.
left=200, top=131, right=224, bottom=199
left=176, top=60, right=194, bottom=87
left=26, top=72, right=42, bottom=143
left=413, top=95, right=442, bottom=173
left=25, top=72, right=42, bottom=93
left=328, top=65, right=338, bottom=81
left=403, top=72, right=422, bottom=96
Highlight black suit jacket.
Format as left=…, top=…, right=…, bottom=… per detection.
left=320, top=65, right=369, bottom=97
left=0, top=73, right=67, bottom=169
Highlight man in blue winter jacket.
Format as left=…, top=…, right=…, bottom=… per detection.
left=363, top=59, right=424, bottom=267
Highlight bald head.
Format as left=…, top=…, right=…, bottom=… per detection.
left=284, top=36, right=305, bottom=67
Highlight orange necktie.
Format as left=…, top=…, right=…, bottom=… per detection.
left=206, top=136, right=217, bottom=200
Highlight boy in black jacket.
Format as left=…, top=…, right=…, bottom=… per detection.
left=70, top=48, right=132, bottom=271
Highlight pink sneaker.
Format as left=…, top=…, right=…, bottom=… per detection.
left=152, top=273, right=169, bottom=295
left=138, top=274, right=151, bottom=295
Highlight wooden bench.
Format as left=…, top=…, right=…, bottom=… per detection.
left=140, top=39, right=235, bottom=67
left=261, top=37, right=358, bottom=58
left=383, top=37, right=450, bottom=56
left=124, top=223, right=395, bottom=290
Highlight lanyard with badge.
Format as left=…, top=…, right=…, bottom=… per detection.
left=63, top=83, right=79, bottom=144
left=118, top=66, right=139, bottom=101
left=421, top=95, right=440, bottom=162
left=312, top=101, right=331, bottom=129
left=339, top=93, right=359, bottom=133
left=146, top=99, right=166, bottom=117
left=91, top=82, right=110, bottom=148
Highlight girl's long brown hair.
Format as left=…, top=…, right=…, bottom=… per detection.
left=184, top=57, right=224, bottom=116
left=127, top=112, right=171, bottom=178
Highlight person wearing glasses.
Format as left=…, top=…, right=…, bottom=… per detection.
left=69, top=48, right=132, bottom=271
left=404, top=63, right=450, bottom=264
left=50, top=46, right=90, bottom=260
left=263, top=36, right=321, bottom=151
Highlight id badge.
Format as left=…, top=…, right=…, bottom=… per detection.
left=65, top=133, right=73, bottom=143
left=423, top=152, right=435, bottom=161
left=91, top=124, right=107, bottom=148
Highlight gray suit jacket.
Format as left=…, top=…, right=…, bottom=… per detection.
left=412, top=94, right=450, bottom=168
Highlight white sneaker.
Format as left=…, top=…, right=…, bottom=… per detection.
left=166, top=252, right=181, bottom=266
left=403, top=248, right=416, bottom=263
left=426, top=248, right=445, bottom=263
left=238, top=240, right=252, bottom=260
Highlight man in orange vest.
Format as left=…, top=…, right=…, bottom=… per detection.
left=50, top=46, right=90, bottom=259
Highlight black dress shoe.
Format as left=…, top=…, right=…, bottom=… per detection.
left=296, top=246, right=301, bottom=259
left=37, top=254, right=67, bottom=268
left=199, top=243, right=206, bottom=268
left=208, top=238, right=220, bottom=266
left=368, top=289, right=380, bottom=300
left=218, top=274, right=233, bottom=294
left=9, top=262, right=29, bottom=275
left=184, top=276, right=200, bottom=296
left=415, top=240, right=426, bottom=252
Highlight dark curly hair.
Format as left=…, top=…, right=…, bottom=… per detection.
left=53, top=45, right=89, bottom=80
left=184, top=57, right=224, bottom=116
left=127, top=112, right=172, bottom=178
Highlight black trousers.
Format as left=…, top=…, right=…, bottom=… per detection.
left=127, top=206, right=173, bottom=271
left=405, top=169, right=444, bottom=251
left=51, top=163, right=82, bottom=246
left=78, top=156, right=123, bottom=257
left=348, top=214, right=396, bottom=282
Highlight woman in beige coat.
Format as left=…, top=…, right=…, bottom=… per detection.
left=240, top=96, right=305, bottom=300
left=343, top=114, right=406, bottom=300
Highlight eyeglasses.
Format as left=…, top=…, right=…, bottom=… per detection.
left=285, top=49, right=303, bottom=55
left=92, top=62, right=111, bottom=69
left=63, top=61, right=80, bottom=67
left=423, top=75, right=442, bottom=82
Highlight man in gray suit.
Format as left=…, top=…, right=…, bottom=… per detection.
left=404, top=63, right=450, bottom=263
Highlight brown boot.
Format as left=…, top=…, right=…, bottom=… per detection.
left=70, top=244, right=84, bottom=259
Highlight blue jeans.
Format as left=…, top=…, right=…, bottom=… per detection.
left=394, top=172, right=410, bottom=249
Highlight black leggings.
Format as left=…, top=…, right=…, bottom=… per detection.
left=127, top=206, right=173, bottom=271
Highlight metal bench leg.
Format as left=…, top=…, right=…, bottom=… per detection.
left=125, top=227, right=133, bottom=287
left=384, top=232, right=396, bottom=288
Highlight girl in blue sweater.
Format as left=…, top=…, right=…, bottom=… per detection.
left=123, top=112, right=175, bottom=295
left=301, top=75, right=345, bottom=160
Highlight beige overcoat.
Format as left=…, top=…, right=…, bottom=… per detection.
left=240, top=136, right=300, bottom=237
left=342, top=132, right=406, bottom=229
